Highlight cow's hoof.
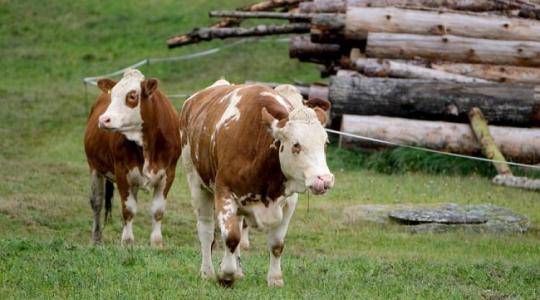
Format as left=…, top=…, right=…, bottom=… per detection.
left=267, top=276, right=284, bottom=287
left=235, top=269, right=245, bottom=280
left=200, top=268, right=216, bottom=281
left=239, top=241, right=250, bottom=251
left=218, top=272, right=236, bottom=288
left=92, top=230, right=102, bottom=244
left=121, top=237, right=134, bottom=247
left=150, top=235, right=163, bottom=249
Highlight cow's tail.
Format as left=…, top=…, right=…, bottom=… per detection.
left=104, top=179, right=114, bottom=224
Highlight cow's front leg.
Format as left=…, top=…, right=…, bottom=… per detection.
left=239, top=218, right=250, bottom=251
left=216, top=191, right=242, bottom=286
left=150, top=169, right=174, bottom=248
left=117, top=173, right=138, bottom=246
left=267, top=194, right=298, bottom=287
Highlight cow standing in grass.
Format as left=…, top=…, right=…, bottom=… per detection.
left=84, top=69, right=181, bottom=247
left=179, top=80, right=334, bottom=286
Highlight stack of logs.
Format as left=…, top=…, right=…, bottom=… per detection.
left=168, top=0, right=540, bottom=188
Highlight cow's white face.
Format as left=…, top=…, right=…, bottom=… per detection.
left=96, top=69, right=153, bottom=146
left=263, top=99, right=334, bottom=195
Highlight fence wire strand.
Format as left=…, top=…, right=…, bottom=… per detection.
left=81, top=37, right=540, bottom=171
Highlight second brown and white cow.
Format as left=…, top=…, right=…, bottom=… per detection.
left=179, top=80, right=334, bottom=286
left=84, top=69, right=181, bottom=247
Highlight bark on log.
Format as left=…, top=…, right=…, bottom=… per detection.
left=354, top=58, right=491, bottom=83
left=289, top=36, right=346, bottom=63
left=168, top=23, right=310, bottom=47
left=208, top=10, right=314, bottom=21
left=469, top=107, right=513, bottom=175
left=299, top=0, right=525, bottom=13
left=328, top=74, right=540, bottom=126
left=310, top=13, right=347, bottom=43
left=366, top=32, right=540, bottom=67
left=340, top=114, right=540, bottom=163
left=344, top=7, right=540, bottom=42
left=493, top=175, right=540, bottom=190
left=430, top=62, right=540, bottom=84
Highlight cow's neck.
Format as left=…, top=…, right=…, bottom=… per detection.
left=139, top=95, right=174, bottom=174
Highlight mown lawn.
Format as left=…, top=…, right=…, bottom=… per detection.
left=1, top=1, right=539, bottom=299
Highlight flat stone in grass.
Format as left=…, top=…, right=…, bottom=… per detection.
left=344, top=203, right=529, bottom=234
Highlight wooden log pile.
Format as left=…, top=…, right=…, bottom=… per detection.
left=167, top=0, right=540, bottom=173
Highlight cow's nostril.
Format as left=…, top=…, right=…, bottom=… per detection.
left=103, top=118, right=111, bottom=123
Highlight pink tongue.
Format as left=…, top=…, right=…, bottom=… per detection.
left=312, top=179, right=325, bottom=193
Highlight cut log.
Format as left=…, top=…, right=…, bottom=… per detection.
left=340, top=114, right=540, bottom=164
left=299, top=0, right=525, bottom=13
left=430, top=62, right=540, bottom=84
left=468, top=107, right=513, bottom=175
left=167, top=0, right=303, bottom=48
left=310, top=13, right=346, bottom=43
left=328, top=74, right=540, bottom=126
left=354, top=58, right=491, bottom=83
left=289, top=36, right=346, bottom=63
left=168, top=23, right=310, bottom=47
left=493, top=175, right=540, bottom=190
left=208, top=10, right=314, bottom=21
left=366, top=32, right=540, bottom=67
left=344, top=7, right=540, bottom=42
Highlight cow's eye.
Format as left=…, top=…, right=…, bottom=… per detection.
left=125, top=91, right=138, bottom=107
left=292, top=142, right=302, bottom=154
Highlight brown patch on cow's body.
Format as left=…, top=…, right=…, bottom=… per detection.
left=180, top=84, right=289, bottom=202
left=84, top=86, right=181, bottom=243
left=271, top=243, right=284, bottom=258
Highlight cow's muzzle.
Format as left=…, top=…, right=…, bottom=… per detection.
left=309, top=174, right=334, bottom=195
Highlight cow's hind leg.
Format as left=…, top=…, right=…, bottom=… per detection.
left=267, top=194, right=298, bottom=287
left=239, top=218, right=250, bottom=251
left=216, top=191, right=242, bottom=287
left=187, top=172, right=216, bottom=279
left=90, top=170, right=105, bottom=244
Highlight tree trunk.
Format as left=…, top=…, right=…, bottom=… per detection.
left=366, top=32, right=540, bottom=67
left=289, top=36, right=346, bottom=63
left=344, top=7, right=540, bottom=42
left=328, top=74, right=540, bottom=126
left=430, top=62, right=540, bottom=84
left=468, top=107, right=513, bottom=175
left=340, top=114, right=540, bottom=163
left=310, top=13, right=347, bottom=43
left=299, top=0, right=525, bottom=13
left=168, top=24, right=310, bottom=47
left=354, top=58, right=491, bottom=83
left=208, top=10, right=314, bottom=21
left=167, top=0, right=304, bottom=48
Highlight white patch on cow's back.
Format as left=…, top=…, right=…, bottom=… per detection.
left=260, top=91, right=291, bottom=111
left=274, top=84, right=304, bottom=109
left=209, top=79, right=230, bottom=88
left=215, top=88, right=243, bottom=130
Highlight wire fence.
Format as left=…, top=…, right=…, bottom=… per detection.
left=82, top=37, right=540, bottom=172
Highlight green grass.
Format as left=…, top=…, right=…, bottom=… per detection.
left=1, top=1, right=540, bottom=299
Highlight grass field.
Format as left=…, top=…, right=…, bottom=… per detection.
left=1, top=1, right=540, bottom=298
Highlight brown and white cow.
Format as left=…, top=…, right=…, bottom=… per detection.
left=179, top=80, right=334, bottom=286
left=84, top=69, right=181, bottom=247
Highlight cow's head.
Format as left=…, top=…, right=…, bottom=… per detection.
left=96, top=69, right=158, bottom=146
left=262, top=85, right=334, bottom=195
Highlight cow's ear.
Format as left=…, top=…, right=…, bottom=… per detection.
left=306, top=97, right=331, bottom=112
left=142, top=79, right=158, bottom=97
left=97, top=79, right=116, bottom=93
left=261, top=108, right=287, bottom=139
left=314, top=107, right=328, bottom=126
